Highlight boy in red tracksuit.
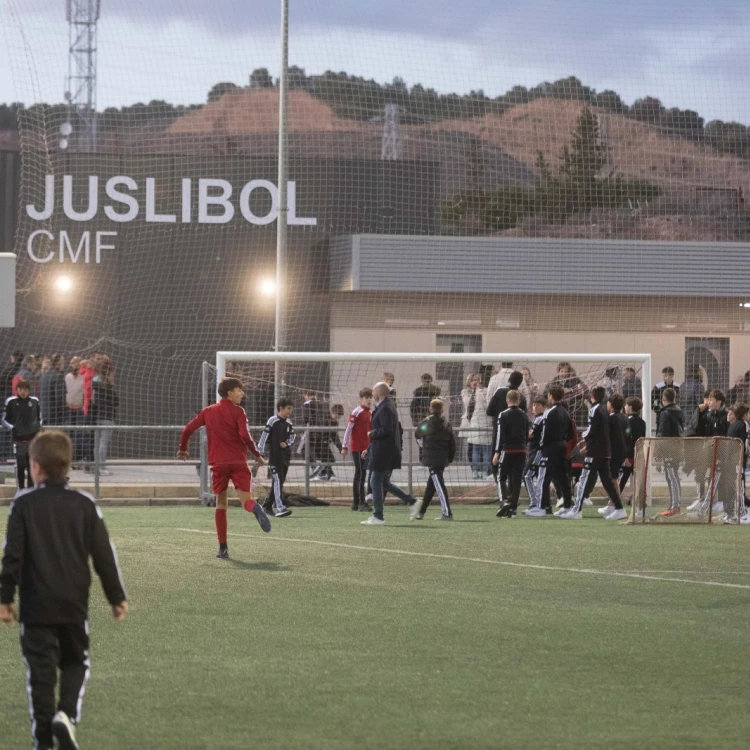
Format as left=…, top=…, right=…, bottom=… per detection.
left=178, top=377, right=271, bottom=558
left=341, top=388, right=373, bottom=512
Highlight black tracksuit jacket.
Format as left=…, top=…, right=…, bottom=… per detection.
left=495, top=406, right=529, bottom=453
left=582, top=401, right=612, bottom=460
left=2, top=394, right=42, bottom=441
left=540, top=403, right=572, bottom=455
left=626, top=414, right=647, bottom=459
left=657, top=403, right=684, bottom=437
left=258, top=415, right=296, bottom=466
left=416, top=414, right=456, bottom=468
left=0, top=481, right=127, bottom=624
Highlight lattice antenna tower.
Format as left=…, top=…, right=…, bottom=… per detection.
left=63, top=0, right=100, bottom=152
left=381, top=103, right=402, bottom=160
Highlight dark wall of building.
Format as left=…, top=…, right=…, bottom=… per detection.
left=0, top=151, right=438, bottom=453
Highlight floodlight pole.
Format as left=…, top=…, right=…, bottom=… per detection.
left=274, top=0, right=289, bottom=404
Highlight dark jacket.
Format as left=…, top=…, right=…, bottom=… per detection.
left=495, top=406, right=529, bottom=453
left=302, top=399, right=329, bottom=427
left=657, top=403, right=684, bottom=438
left=626, top=414, right=647, bottom=459
left=258, top=415, right=296, bottom=466
left=410, top=383, right=441, bottom=427
left=0, top=481, right=127, bottom=624
left=1, top=360, right=16, bottom=397
left=685, top=405, right=710, bottom=437
left=368, top=397, right=403, bottom=472
left=609, top=412, right=629, bottom=461
left=2, top=395, right=42, bottom=441
left=680, top=378, right=703, bottom=418
left=91, top=380, right=119, bottom=422
left=487, top=387, right=527, bottom=449
left=529, top=414, right=544, bottom=452
left=540, top=403, right=573, bottom=455
left=706, top=407, right=728, bottom=437
left=38, top=370, right=67, bottom=425
left=651, top=381, right=680, bottom=416
left=621, top=376, right=643, bottom=400
left=416, top=413, right=456, bottom=468
left=582, top=401, right=611, bottom=460
left=728, top=419, right=748, bottom=466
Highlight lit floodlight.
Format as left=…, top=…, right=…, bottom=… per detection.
left=54, top=276, right=73, bottom=293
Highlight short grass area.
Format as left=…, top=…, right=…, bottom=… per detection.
left=2, top=505, right=750, bottom=749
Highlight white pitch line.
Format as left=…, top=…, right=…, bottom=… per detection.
left=174, top=528, right=750, bottom=591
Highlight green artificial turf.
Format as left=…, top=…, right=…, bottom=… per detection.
left=1, top=505, right=749, bottom=749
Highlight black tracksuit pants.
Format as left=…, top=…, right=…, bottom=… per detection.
left=21, top=621, right=90, bottom=750
left=418, top=467, right=452, bottom=517
left=265, top=463, right=289, bottom=512
left=573, top=457, right=622, bottom=513
left=351, top=451, right=367, bottom=509
left=539, top=445, right=572, bottom=511
left=498, top=452, right=526, bottom=510
left=14, top=440, right=33, bottom=490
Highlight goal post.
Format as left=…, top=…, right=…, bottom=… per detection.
left=208, top=352, right=651, bottom=505
left=631, top=436, right=744, bottom=524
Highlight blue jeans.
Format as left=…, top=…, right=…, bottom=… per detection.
left=472, top=443, right=491, bottom=475
left=370, top=469, right=416, bottom=520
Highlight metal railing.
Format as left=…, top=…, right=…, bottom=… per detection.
left=2, top=423, right=497, bottom=502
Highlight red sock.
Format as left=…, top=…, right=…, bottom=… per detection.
left=242, top=498, right=257, bottom=513
left=215, top=508, right=228, bottom=544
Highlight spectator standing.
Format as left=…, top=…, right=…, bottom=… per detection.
left=91, top=356, right=119, bottom=475
left=727, top=371, right=750, bottom=407
left=38, top=354, right=67, bottom=426
left=651, top=366, right=680, bottom=421
left=458, top=374, right=478, bottom=466
left=65, top=357, right=85, bottom=464
left=546, top=362, right=589, bottom=428
left=469, top=370, right=493, bottom=479
left=487, top=362, right=514, bottom=401
left=409, top=373, right=441, bottom=429
left=518, top=367, right=539, bottom=414
left=12, top=355, right=35, bottom=397
left=621, top=367, right=643, bottom=400
left=382, top=372, right=397, bottom=400
left=681, top=364, right=705, bottom=419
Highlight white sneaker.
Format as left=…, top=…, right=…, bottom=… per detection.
left=740, top=514, right=750, bottom=525
left=555, top=497, right=564, bottom=509
left=723, top=514, right=738, bottom=525
left=365, top=493, right=374, bottom=502
left=605, top=508, right=628, bottom=521
left=525, top=507, right=547, bottom=517
left=409, top=503, right=421, bottom=521
left=553, top=507, right=568, bottom=517
left=52, top=711, right=79, bottom=750
left=598, top=505, right=614, bottom=517
left=523, top=507, right=538, bottom=516
left=558, top=509, right=583, bottom=520
left=361, top=516, right=385, bottom=525
left=687, top=499, right=701, bottom=511
left=713, top=502, right=725, bottom=515
left=582, top=498, right=593, bottom=506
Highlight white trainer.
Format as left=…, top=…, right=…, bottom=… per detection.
left=582, top=498, right=593, bottom=506
left=365, top=493, right=374, bottom=502
left=598, top=505, right=614, bottom=517
left=723, top=514, right=738, bottom=525
left=525, top=507, right=548, bottom=517
left=361, top=516, right=385, bottom=525
left=558, top=510, right=583, bottom=520
left=553, top=507, right=568, bottom=517
left=740, top=514, right=750, bottom=525
left=409, top=502, right=421, bottom=521
left=713, top=502, right=725, bottom=515
left=555, top=497, right=565, bottom=509
left=687, top=499, right=701, bottom=511
left=52, top=711, right=79, bottom=750
left=605, top=508, right=628, bottom=521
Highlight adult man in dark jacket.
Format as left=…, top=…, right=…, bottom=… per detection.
left=656, top=388, right=684, bottom=517
left=414, top=399, right=456, bottom=520
left=38, top=355, right=67, bottom=425
left=493, top=390, right=530, bottom=518
left=564, top=386, right=625, bottom=520
left=0, top=430, right=128, bottom=750
left=409, top=373, right=441, bottom=428
left=361, top=382, right=418, bottom=525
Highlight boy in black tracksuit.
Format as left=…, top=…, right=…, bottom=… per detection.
left=2, top=378, right=42, bottom=489
left=692, top=389, right=731, bottom=518
left=656, top=388, right=684, bottom=517
left=414, top=399, right=456, bottom=520
left=258, top=398, right=296, bottom=518
left=493, top=390, right=529, bottom=518
left=593, top=393, right=629, bottom=513
left=620, top=397, right=646, bottom=493
left=567, top=386, right=624, bottom=519
left=523, top=397, right=548, bottom=512
left=533, top=386, right=573, bottom=516
left=0, top=430, right=128, bottom=750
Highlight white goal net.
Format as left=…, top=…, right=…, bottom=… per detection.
left=631, top=437, right=745, bottom=524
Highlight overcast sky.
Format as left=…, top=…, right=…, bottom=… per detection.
left=1, top=0, right=748, bottom=123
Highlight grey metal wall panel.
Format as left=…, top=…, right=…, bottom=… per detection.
left=340, top=235, right=750, bottom=297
